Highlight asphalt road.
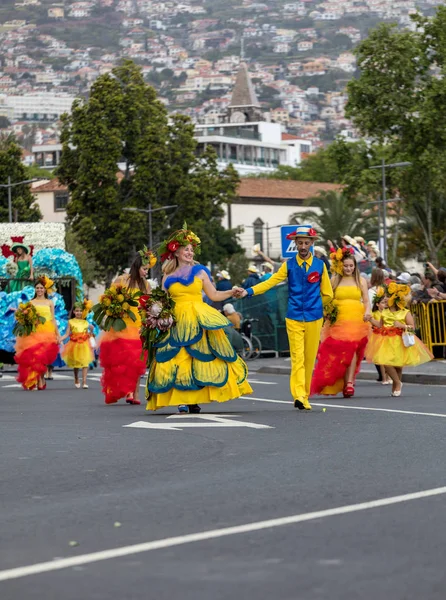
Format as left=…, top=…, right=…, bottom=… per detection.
left=1, top=368, right=446, bottom=599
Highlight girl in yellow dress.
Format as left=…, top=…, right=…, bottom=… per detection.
left=370, top=287, right=392, bottom=385
left=146, top=225, right=252, bottom=413
left=15, top=276, right=60, bottom=390
left=61, top=300, right=94, bottom=389
left=311, top=247, right=371, bottom=398
left=366, top=283, right=433, bottom=396
left=99, top=250, right=154, bottom=405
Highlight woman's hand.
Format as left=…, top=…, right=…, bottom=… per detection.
left=363, top=311, right=372, bottom=322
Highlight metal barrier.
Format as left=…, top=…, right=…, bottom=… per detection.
left=411, top=300, right=446, bottom=359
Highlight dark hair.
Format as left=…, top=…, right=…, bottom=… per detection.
left=128, top=255, right=147, bottom=292
left=375, top=256, right=385, bottom=267
left=372, top=296, right=386, bottom=313
left=424, top=272, right=437, bottom=284
left=437, top=267, right=446, bottom=283
left=34, top=280, right=48, bottom=298
left=370, top=268, right=385, bottom=287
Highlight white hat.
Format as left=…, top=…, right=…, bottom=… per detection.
left=286, top=225, right=318, bottom=240
left=397, top=272, right=411, bottom=284
left=354, top=236, right=366, bottom=244
left=247, top=265, right=259, bottom=273
left=223, top=303, right=235, bottom=314
left=216, top=269, right=230, bottom=280
left=313, top=245, right=327, bottom=257
left=262, top=262, right=273, bottom=271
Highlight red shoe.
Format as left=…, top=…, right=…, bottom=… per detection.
left=343, top=382, right=355, bottom=398
left=37, top=383, right=47, bottom=391
left=125, top=393, right=140, bottom=405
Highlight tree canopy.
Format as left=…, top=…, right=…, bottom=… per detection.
left=57, top=59, right=242, bottom=283
left=0, top=134, right=42, bottom=223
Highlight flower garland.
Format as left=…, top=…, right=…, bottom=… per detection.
left=158, top=222, right=201, bottom=262
left=387, top=282, right=411, bottom=310
left=329, top=246, right=355, bottom=276
left=13, top=302, right=46, bottom=337
left=138, top=246, right=157, bottom=268
left=138, top=288, right=176, bottom=363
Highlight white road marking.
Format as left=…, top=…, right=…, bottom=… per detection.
left=245, top=396, right=446, bottom=418
left=248, top=379, right=277, bottom=385
left=1, top=384, right=21, bottom=388
left=1, top=485, right=446, bottom=582
left=124, top=414, right=272, bottom=431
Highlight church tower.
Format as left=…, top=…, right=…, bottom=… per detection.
left=226, top=63, right=263, bottom=123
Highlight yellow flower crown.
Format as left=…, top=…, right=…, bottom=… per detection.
left=138, top=246, right=157, bottom=269
left=74, top=298, right=93, bottom=319
left=387, top=283, right=411, bottom=309
left=35, top=274, right=55, bottom=295
left=329, top=246, right=355, bottom=276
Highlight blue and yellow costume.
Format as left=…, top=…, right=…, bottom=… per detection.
left=146, top=265, right=252, bottom=410
left=246, top=243, right=333, bottom=406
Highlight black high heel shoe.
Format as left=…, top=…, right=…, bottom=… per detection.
left=188, top=404, right=201, bottom=414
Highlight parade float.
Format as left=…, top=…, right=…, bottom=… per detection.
left=0, top=223, right=97, bottom=365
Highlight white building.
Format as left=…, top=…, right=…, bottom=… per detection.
left=194, top=63, right=312, bottom=176
left=4, top=93, right=75, bottom=121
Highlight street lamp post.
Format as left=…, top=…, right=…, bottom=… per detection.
left=0, top=177, right=44, bottom=223
left=123, top=204, right=178, bottom=248
left=368, top=160, right=411, bottom=263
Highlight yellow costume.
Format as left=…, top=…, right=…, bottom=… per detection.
left=146, top=266, right=252, bottom=410
left=311, top=285, right=370, bottom=395
left=15, top=304, right=58, bottom=389
left=62, top=318, right=93, bottom=368
left=247, top=253, right=333, bottom=403
left=366, top=308, right=433, bottom=367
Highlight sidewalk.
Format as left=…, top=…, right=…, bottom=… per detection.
left=249, top=356, right=446, bottom=386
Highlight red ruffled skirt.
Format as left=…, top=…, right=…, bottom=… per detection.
left=15, top=323, right=59, bottom=390
left=98, top=320, right=147, bottom=404
left=311, top=302, right=370, bottom=396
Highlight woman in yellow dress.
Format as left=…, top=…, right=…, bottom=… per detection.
left=15, top=276, right=60, bottom=390
left=311, top=247, right=371, bottom=398
left=365, top=283, right=433, bottom=396
left=99, top=250, right=154, bottom=405
left=146, top=226, right=252, bottom=413
left=61, top=300, right=94, bottom=389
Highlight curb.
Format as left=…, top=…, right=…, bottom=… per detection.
left=257, top=366, right=446, bottom=386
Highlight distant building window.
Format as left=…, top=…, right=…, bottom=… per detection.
left=300, top=144, right=311, bottom=153
left=253, top=217, right=264, bottom=250
left=54, top=192, right=69, bottom=211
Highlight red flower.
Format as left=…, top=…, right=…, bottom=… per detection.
left=160, top=252, right=172, bottom=262
left=307, top=271, right=321, bottom=283
left=139, top=294, right=150, bottom=309
left=167, top=240, right=180, bottom=252
left=349, top=247, right=354, bottom=254
left=1, top=244, right=14, bottom=258
left=11, top=236, right=25, bottom=243
left=308, top=228, right=317, bottom=237
left=286, top=231, right=296, bottom=240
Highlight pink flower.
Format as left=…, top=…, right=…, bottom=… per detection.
left=149, top=302, right=162, bottom=317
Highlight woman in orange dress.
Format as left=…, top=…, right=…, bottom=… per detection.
left=99, top=250, right=154, bottom=405
left=15, top=276, right=60, bottom=390
left=311, top=247, right=371, bottom=398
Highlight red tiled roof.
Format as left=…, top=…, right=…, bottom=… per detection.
left=281, top=133, right=299, bottom=140
left=33, top=178, right=67, bottom=192
left=237, top=178, right=341, bottom=200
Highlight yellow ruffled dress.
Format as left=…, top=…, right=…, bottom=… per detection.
left=62, top=318, right=93, bottom=368
left=146, top=265, right=252, bottom=410
left=365, top=308, right=433, bottom=367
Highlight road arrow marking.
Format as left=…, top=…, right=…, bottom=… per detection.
left=123, top=414, right=273, bottom=431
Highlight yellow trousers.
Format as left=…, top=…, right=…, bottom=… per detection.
left=285, top=318, right=323, bottom=400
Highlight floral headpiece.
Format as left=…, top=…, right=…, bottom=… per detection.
left=74, top=298, right=93, bottom=319
left=387, top=282, right=411, bottom=310
left=158, top=222, right=201, bottom=263
left=373, top=285, right=387, bottom=306
left=35, top=274, right=55, bottom=295
left=329, top=246, right=355, bottom=276
left=138, top=246, right=157, bottom=268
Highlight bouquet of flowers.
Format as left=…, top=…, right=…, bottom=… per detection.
left=323, top=301, right=338, bottom=325
left=92, top=284, right=140, bottom=332
left=13, top=302, right=46, bottom=337
left=6, top=257, right=18, bottom=277
left=138, top=287, right=176, bottom=362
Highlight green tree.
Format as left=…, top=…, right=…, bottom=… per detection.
left=290, top=191, right=378, bottom=246
left=0, top=134, right=42, bottom=222
left=346, top=9, right=446, bottom=264
left=57, top=59, right=242, bottom=284
left=65, top=228, right=100, bottom=289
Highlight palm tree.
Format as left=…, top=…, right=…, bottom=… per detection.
left=289, top=191, right=378, bottom=246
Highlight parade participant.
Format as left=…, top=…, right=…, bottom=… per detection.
left=370, top=286, right=392, bottom=384
left=99, top=250, right=154, bottom=405
left=234, top=226, right=333, bottom=410
left=146, top=225, right=252, bottom=414
left=311, top=247, right=371, bottom=398
left=14, top=276, right=60, bottom=390
left=60, top=300, right=94, bottom=389
left=366, top=283, right=433, bottom=396
left=6, top=243, right=33, bottom=293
